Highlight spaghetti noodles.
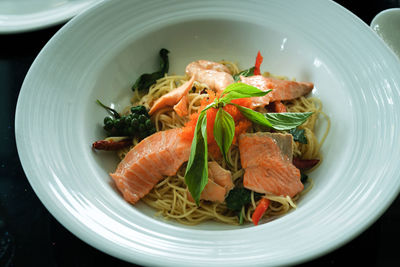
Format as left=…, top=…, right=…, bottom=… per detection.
left=113, top=61, right=330, bottom=225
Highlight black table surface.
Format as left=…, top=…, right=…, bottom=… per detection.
left=1, top=1, right=399, bottom=266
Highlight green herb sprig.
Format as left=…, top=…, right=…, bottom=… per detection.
left=184, top=83, right=313, bottom=205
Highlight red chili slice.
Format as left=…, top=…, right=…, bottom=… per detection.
left=254, top=51, right=263, bottom=75
left=292, top=158, right=320, bottom=170
left=252, top=198, right=270, bottom=226
left=92, top=139, right=132, bottom=150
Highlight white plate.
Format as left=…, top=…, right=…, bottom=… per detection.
left=15, top=0, right=400, bottom=266
left=0, top=0, right=100, bottom=33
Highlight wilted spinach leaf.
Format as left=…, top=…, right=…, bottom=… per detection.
left=289, top=127, right=308, bottom=144
left=300, top=172, right=308, bottom=184
left=225, top=187, right=262, bottom=211
left=132, top=48, right=169, bottom=92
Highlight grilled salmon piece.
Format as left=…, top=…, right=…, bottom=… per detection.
left=240, top=75, right=313, bottom=108
left=262, top=132, right=294, bottom=161
left=208, top=161, right=234, bottom=192
left=188, top=161, right=234, bottom=203
left=239, top=132, right=303, bottom=198
left=186, top=60, right=234, bottom=92
left=149, top=75, right=195, bottom=115
left=110, top=128, right=191, bottom=204
left=173, top=93, right=189, bottom=117
left=197, top=179, right=227, bottom=203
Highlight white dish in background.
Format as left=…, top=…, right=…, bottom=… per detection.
left=15, top=0, right=400, bottom=266
left=0, top=0, right=100, bottom=33
left=371, top=8, right=400, bottom=59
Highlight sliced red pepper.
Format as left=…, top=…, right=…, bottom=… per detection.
left=92, top=139, right=132, bottom=150
left=253, top=51, right=263, bottom=75
left=292, top=158, right=320, bottom=170
left=252, top=198, right=270, bottom=226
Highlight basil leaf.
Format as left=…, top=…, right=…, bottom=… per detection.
left=221, top=82, right=267, bottom=96
left=132, top=48, right=170, bottom=92
left=219, top=92, right=247, bottom=105
left=219, top=89, right=271, bottom=105
left=219, top=83, right=270, bottom=105
left=232, top=103, right=312, bottom=130
left=289, top=127, right=307, bottom=144
left=264, top=112, right=313, bottom=130
left=231, top=103, right=273, bottom=128
left=184, top=111, right=209, bottom=206
left=232, top=67, right=255, bottom=82
left=214, top=109, right=235, bottom=167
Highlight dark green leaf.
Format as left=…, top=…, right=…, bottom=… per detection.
left=232, top=67, right=255, bottom=82
left=232, top=103, right=312, bottom=131
left=159, top=48, right=169, bottom=74
left=214, top=109, right=235, bottom=167
left=300, top=172, right=308, bottom=184
left=96, top=99, right=120, bottom=119
left=289, top=127, right=308, bottom=144
left=225, top=187, right=262, bottom=211
left=264, top=112, right=313, bottom=130
left=132, top=48, right=170, bottom=92
left=225, top=188, right=252, bottom=211
left=184, top=111, right=209, bottom=206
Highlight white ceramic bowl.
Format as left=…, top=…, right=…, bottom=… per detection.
left=371, top=8, right=400, bottom=59
left=15, top=0, right=400, bottom=266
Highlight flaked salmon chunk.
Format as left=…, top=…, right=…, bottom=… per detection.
left=188, top=161, right=234, bottom=203
left=240, top=75, right=314, bottom=108
left=173, top=93, right=189, bottom=117
left=239, top=132, right=303, bottom=198
left=149, top=75, right=195, bottom=115
left=110, top=128, right=191, bottom=204
left=185, top=60, right=234, bottom=92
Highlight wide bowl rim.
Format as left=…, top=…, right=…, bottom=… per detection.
left=15, top=0, right=400, bottom=266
